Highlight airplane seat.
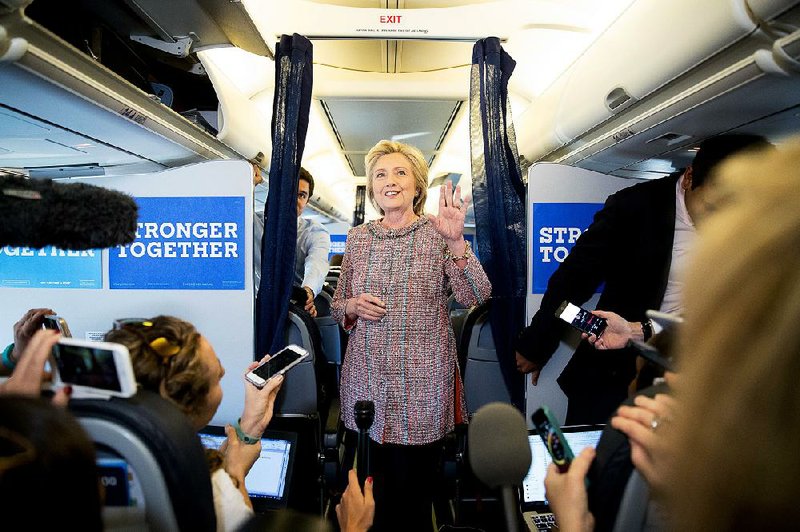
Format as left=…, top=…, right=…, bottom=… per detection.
left=277, top=301, right=342, bottom=513
left=459, top=300, right=511, bottom=416
left=314, top=287, right=343, bottom=369
left=325, top=268, right=341, bottom=290
left=278, top=301, right=324, bottom=418
left=68, top=390, right=216, bottom=532
left=447, top=293, right=470, bottom=373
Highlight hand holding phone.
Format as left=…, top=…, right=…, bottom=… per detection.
left=42, top=314, right=72, bottom=337
left=245, top=344, right=309, bottom=389
left=555, top=301, right=607, bottom=338
left=532, top=406, right=575, bottom=473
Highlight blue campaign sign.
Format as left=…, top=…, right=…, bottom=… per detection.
left=531, top=203, right=603, bottom=294
left=0, top=246, right=102, bottom=289
left=328, top=234, right=347, bottom=261
left=109, top=196, right=245, bottom=290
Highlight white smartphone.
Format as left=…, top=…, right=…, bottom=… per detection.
left=51, top=338, right=138, bottom=399
left=245, top=344, right=309, bottom=389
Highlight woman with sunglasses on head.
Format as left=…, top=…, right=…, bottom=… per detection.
left=105, top=316, right=283, bottom=532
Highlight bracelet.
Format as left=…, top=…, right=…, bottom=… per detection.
left=233, top=418, right=260, bottom=445
left=641, top=319, right=654, bottom=342
left=444, top=240, right=471, bottom=262
left=2, top=343, right=16, bottom=371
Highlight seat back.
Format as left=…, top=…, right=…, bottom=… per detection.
left=460, top=301, right=511, bottom=416
left=69, top=390, right=216, bottom=532
left=314, top=288, right=342, bottom=367
left=276, top=302, right=323, bottom=418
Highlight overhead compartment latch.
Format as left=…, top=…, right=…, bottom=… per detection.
left=130, top=33, right=196, bottom=58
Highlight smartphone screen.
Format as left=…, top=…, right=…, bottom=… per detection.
left=532, top=406, right=575, bottom=473
left=249, top=346, right=306, bottom=382
left=556, top=301, right=607, bottom=338
left=52, top=342, right=123, bottom=392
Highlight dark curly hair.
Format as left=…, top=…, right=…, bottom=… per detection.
left=104, top=316, right=211, bottom=422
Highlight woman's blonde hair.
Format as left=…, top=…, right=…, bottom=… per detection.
left=364, top=140, right=429, bottom=216
left=105, top=316, right=210, bottom=422
left=667, top=139, right=800, bottom=531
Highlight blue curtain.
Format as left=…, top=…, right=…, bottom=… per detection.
left=470, top=37, right=527, bottom=410
left=256, top=34, right=313, bottom=357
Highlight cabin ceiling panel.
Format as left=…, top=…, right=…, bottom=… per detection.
left=323, top=99, right=459, bottom=176
left=396, top=41, right=473, bottom=72
left=314, top=40, right=387, bottom=71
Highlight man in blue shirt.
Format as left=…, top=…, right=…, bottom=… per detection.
left=254, top=166, right=331, bottom=317
left=292, top=168, right=332, bottom=317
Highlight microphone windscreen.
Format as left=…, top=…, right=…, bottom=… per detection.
left=468, top=402, right=531, bottom=488
left=1, top=176, right=138, bottom=250
left=354, top=400, right=375, bottom=430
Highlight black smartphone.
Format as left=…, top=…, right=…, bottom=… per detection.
left=555, top=301, right=607, bottom=338
left=627, top=339, right=675, bottom=372
left=531, top=405, right=575, bottom=473
left=43, top=314, right=72, bottom=337
left=245, top=344, right=310, bottom=389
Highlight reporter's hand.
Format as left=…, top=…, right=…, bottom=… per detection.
left=336, top=469, right=375, bottom=532
left=544, top=447, right=596, bottom=532
left=515, top=352, right=541, bottom=385
left=611, top=393, right=677, bottom=492
left=0, top=329, right=70, bottom=406
left=222, top=424, right=260, bottom=511
left=240, top=354, right=284, bottom=436
left=582, top=310, right=634, bottom=350
left=346, top=293, right=386, bottom=322
left=11, top=308, right=55, bottom=363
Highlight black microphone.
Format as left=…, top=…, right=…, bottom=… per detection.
left=354, top=400, right=375, bottom=488
left=0, top=176, right=138, bottom=250
left=468, top=402, right=532, bottom=532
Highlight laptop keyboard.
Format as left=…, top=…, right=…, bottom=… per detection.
left=523, top=511, right=557, bottom=531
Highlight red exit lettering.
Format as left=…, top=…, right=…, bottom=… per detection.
left=380, top=15, right=402, bottom=23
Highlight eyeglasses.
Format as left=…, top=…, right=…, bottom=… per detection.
left=112, top=318, right=152, bottom=330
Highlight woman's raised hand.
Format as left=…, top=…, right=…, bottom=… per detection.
left=428, top=181, right=470, bottom=242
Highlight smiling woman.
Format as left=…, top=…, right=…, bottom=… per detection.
left=331, top=139, right=491, bottom=531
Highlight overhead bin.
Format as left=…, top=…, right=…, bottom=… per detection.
left=516, top=0, right=800, bottom=164
left=0, top=8, right=241, bottom=176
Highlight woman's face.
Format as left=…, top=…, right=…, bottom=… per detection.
left=371, top=152, right=418, bottom=215
left=191, top=336, right=225, bottom=430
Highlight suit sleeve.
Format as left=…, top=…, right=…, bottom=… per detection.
left=515, top=191, right=630, bottom=367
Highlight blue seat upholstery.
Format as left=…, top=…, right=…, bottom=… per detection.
left=69, top=390, right=216, bottom=532
left=460, top=301, right=511, bottom=416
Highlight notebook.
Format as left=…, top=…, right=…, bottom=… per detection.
left=199, top=426, right=297, bottom=510
left=520, top=425, right=604, bottom=531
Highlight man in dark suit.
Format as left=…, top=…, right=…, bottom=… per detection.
left=514, top=134, right=770, bottom=425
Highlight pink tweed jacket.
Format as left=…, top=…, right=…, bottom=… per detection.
left=332, top=217, right=491, bottom=445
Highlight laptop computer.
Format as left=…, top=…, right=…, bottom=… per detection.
left=519, top=425, right=604, bottom=531
left=199, top=426, right=297, bottom=511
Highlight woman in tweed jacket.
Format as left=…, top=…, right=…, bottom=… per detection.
left=332, top=140, right=491, bottom=530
